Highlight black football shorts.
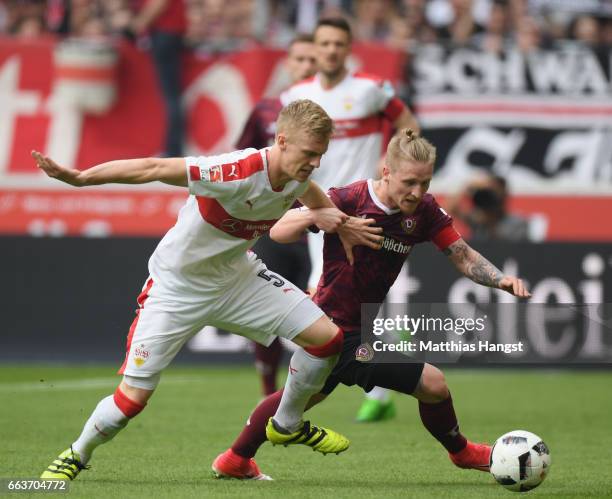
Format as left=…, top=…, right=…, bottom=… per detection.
left=320, top=331, right=425, bottom=396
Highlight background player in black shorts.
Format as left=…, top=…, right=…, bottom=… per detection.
left=212, top=129, right=531, bottom=480
left=235, top=34, right=317, bottom=396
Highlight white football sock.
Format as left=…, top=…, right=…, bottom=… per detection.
left=365, top=386, right=391, bottom=403
left=272, top=348, right=338, bottom=432
left=71, top=395, right=129, bottom=464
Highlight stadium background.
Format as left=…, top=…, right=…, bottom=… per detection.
left=2, top=0, right=611, bottom=362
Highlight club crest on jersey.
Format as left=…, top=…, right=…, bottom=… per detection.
left=343, top=97, right=355, bottom=111
left=356, top=343, right=374, bottom=362
left=401, top=217, right=416, bottom=234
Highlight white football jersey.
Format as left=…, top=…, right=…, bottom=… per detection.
left=281, top=72, right=405, bottom=191
left=147, top=148, right=309, bottom=300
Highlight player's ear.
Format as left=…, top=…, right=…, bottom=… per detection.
left=382, top=164, right=391, bottom=179
left=276, top=132, right=288, bottom=150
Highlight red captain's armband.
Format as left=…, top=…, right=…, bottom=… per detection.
left=432, top=225, right=461, bottom=251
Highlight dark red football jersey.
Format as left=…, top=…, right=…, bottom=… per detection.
left=313, top=179, right=459, bottom=333
left=235, top=98, right=283, bottom=150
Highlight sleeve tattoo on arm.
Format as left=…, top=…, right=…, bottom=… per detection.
left=444, top=239, right=504, bottom=288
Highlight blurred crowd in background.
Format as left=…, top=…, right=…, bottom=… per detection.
left=2, top=0, right=612, bottom=53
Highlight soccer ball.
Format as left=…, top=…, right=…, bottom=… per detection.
left=490, top=430, right=551, bottom=492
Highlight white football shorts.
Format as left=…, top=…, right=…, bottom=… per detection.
left=119, top=255, right=324, bottom=377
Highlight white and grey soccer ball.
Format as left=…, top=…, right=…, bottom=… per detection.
left=490, top=430, right=551, bottom=492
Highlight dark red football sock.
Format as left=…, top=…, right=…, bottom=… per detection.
left=254, top=339, right=283, bottom=396
left=418, top=393, right=468, bottom=454
left=232, top=390, right=283, bottom=459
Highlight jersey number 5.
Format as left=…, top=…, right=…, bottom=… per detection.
left=257, top=269, right=285, bottom=287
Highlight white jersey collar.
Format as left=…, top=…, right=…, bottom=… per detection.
left=367, top=178, right=399, bottom=215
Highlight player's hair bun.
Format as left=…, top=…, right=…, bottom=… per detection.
left=389, top=127, right=435, bottom=166
left=404, top=128, right=418, bottom=142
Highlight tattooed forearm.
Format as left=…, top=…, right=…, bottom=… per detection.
left=467, top=255, right=504, bottom=287
left=444, top=239, right=504, bottom=288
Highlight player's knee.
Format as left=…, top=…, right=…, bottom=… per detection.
left=123, top=373, right=160, bottom=392
left=294, top=317, right=344, bottom=357
left=303, top=326, right=343, bottom=358
left=419, top=365, right=449, bottom=402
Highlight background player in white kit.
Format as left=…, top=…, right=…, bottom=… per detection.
left=32, top=99, right=384, bottom=481
left=235, top=34, right=318, bottom=398
left=281, top=17, right=419, bottom=422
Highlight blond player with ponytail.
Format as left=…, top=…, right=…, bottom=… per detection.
left=213, top=128, right=531, bottom=480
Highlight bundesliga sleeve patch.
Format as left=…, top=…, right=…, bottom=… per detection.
left=189, top=165, right=214, bottom=182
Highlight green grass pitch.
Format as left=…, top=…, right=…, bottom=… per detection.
left=1, top=365, right=611, bottom=498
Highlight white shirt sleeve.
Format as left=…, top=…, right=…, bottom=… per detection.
left=370, top=79, right=396, bottom=113
left=185, top=150, right=257, bottom=197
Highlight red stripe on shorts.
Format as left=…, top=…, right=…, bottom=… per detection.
left=118, top=278, right=154, bottom=374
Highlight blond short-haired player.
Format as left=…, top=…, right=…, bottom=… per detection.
left=34, top=100, right=383, bottom=481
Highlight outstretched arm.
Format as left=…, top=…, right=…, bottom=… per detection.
left=444, top=238, right=531, bottom=298
left=32, top=151, right=187, bottom=187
